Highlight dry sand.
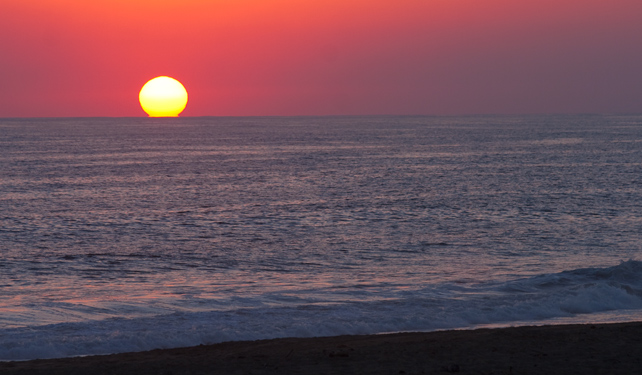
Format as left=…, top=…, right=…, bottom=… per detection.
left=3, top=322, right=642, bottom=374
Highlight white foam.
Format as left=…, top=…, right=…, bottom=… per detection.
left=2, top=261, right=642, bottom=361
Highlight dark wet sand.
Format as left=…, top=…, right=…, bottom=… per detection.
left=3, top=322, right=642, bottom=374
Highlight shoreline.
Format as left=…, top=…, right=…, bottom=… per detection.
left=3, top=321, right=642, bottom=374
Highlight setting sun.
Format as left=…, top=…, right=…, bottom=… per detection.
left=139, top=76, right=188, bottom=117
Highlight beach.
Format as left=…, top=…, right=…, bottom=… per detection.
left=3, top=322, right=641, bottom=374
left=3, top=116, right=642, bottom=362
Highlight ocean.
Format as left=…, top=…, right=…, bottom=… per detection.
left=1, top=115, right=641, bottom=360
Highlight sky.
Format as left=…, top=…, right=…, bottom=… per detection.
left=1, top=0, right=642, bottom=117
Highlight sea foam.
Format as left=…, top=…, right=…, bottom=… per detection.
left=2, top=261, right=641, bottom=361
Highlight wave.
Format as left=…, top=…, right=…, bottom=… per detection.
left=2, top=260, right=642, bottom=361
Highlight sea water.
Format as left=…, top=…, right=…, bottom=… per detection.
left=1, top=115, right=641, bottom=360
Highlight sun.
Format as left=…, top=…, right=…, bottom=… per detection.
left=139, top=76, right=188, bottom=117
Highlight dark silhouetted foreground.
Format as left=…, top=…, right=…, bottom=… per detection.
left=3, top=322, right=642, bottom=374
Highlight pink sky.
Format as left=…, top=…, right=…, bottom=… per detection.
left=1, top=0, right=641, bottom=117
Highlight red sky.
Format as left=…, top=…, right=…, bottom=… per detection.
left=1, top=0, right=642, bottom=117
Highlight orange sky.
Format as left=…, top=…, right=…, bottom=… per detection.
left=1, top=0, right=642, bottom=117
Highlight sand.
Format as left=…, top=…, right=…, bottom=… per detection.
left=3, top=322, right=642, bottom=374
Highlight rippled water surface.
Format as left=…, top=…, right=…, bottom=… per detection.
left=1, top=115, right=641, bottom=359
